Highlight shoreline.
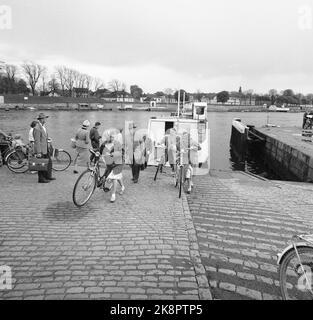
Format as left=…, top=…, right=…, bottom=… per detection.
left=0, top=107, right=308, bottom=113
left=1, top=101, right=312, bottom=113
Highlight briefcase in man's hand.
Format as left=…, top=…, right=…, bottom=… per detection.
left=28, top=157, right=49, bottom=171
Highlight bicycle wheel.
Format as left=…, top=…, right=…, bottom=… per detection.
left=73, top=169, right=97, bottom=207
left=279, top=246, right=313, bottom=300
left=52, top=149, right=71, bottom=171
left=6, top=150, right=28, bottom=173
left=2, top=146, right=12, bottom=164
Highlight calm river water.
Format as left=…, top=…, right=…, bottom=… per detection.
left=0, top=110, right=303, bottom=173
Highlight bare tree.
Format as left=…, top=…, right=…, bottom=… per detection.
left=4, top=64, right=17, bottom=82
left=268, top=89, right=277, bottom=105
left=269, top=89, right=277, bottom=96
left=4, top=64, right=18, bottom=93
left=243, top=89, right=254, bottom=105
left=93, top=77, right=105, bottom=91
left=55, top=66, right=67, bottom=96
left=48, top=76, right=60, bottom=96
left=72, top=69, right=80, bottom=90
left=84, top=75, right=92, bottom=96
left=164, top=88, right=174, bottom=104
left=108, top=79, right=124, bottom=92
left=21, top=62, right=46, bottom=96
left=64, top=67, right=75, bottom=96
left=40, top=69, right=48, bottom=95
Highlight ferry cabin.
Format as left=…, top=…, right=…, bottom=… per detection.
left=147, top=102, right=210, bottom=173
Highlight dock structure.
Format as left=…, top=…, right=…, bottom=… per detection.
left=250, top=126, right=313, bottom=182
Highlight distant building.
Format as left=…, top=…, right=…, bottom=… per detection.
left=116, top=91, right=134, bottom=103
left=189, top=93, right=216, bottom=104
left=210, top=93, right=255, bottom=105
left=73, top=87, right=89, bottom=98
left=99, top=90, right=134, bottom=102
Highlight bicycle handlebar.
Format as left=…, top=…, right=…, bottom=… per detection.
left=89, top=148, right=101, bottom=157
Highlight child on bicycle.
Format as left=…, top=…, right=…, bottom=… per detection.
left=100, top=130, right=125, bottom=203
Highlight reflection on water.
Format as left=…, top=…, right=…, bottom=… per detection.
left=0, top=110, right=303, bottom=172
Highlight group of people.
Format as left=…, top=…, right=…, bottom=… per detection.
left=1, top=114, right=200, bottom=201
left=0, top=113, right=56, bottom=185
left=72, top=119, right=150, bottom=202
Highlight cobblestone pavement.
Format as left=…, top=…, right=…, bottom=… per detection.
left=187, top=170, right=313, bottom=300
left=0, top=166, right=211, bottom=300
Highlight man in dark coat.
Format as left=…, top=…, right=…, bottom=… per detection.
left=89, top=122, right=101, bottom=164
left=33, top=113, right=55, bottom=183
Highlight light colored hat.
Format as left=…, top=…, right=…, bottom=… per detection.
left=37, top=113, right=49, bottom=120
left=82, top=120, right=90, bottom=127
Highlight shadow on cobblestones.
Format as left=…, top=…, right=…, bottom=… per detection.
left=43, top=201, right=90, bottom=221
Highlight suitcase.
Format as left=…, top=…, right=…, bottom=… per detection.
left=28, top=157, right=49, bottom=171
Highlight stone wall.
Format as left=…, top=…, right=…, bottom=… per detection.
left=251, top=128, right=313, bottom=182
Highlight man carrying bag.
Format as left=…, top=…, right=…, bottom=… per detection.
left=32, top=113, right=56, bottom=183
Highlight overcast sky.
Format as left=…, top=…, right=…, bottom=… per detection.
left=1, top=0, right=313, bottom=93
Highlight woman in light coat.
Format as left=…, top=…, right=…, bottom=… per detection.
left=73, top=120, right=90, bottom=174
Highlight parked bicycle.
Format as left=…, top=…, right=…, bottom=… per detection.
left=277, top=234, right=313, bottom=300
left=48, top=139, right=72, bottom=172
left=154, top=145, right=196, bottom=198
left=0, top=135, right=15, bottom=165
left=72, top=149, right=113, bottom=207
left=5, top=138, right=71, bottom=173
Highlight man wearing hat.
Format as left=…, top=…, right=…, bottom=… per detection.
left=125, top=122, right=142, bottom=183
left=33, top=113, right=55, bottom=183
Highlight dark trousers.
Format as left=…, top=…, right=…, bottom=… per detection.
left=38, top=153, right=53, bottom=182
left=130, top=162, right=141, bottom=182
left=90, top=144, right=99, bottom=164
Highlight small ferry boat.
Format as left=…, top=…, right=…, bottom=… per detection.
left=117, top=104, right=133, bottom=111
left=26, top=106, right=37, bottom=111
left=147, top=101, right=210, bottom=174
left=149, top=106, right=166, bottom=111
left=132, top=105, right=151, bottom=111
left=268, top=105, right=290, bottom=112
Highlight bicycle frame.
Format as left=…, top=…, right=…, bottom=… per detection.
left=88, top=149, right=111, bottom=188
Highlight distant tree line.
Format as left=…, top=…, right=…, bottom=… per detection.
left=1, top=62, right=313, bottom=106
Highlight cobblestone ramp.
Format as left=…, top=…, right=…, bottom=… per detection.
left=187, top=170, right=313, bottom=300
left=0, top=168, right=211, bottom=300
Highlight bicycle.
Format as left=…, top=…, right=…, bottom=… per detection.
left=5, top=139, right=71, bottom=173
left=5, top=143, right=30, bottom=173
left=153, top=145, right=195, bottom=198
left=1, top=136, right=15, bottom=163
left=277, top=234, right=313, bottom=300
left=48, top=139, right=72, bottom=172
left=72, top=149, right=112, bottom=207
left=153, top=145, right=166, bottom=181
left=174, top=147, right=196, bottom=198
